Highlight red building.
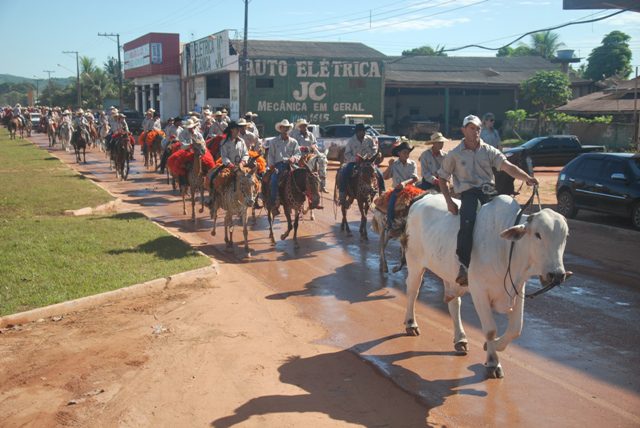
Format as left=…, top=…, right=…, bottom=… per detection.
left=123, top=33, right=181, bottom=119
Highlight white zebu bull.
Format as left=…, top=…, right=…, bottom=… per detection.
left=403, top=194, right=570, bottom=378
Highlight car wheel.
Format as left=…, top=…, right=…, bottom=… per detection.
left=632, top=203, right=640, bottom=230
left=556, top=190, right=578, bottom=219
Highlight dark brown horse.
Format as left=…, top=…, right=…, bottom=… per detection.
left=72, top=127, right=89, bottom=163
left=263, top=164, right=322, bottom=248
left=336, top=153, right=381, bottom=240
left=112, top=134, right=131, bottom=180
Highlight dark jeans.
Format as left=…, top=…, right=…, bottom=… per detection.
left=387, top=188, right=401, bottom=228
left=270, top=162, right=289, bottom=204
left=457, top=188, right=493, bottom=268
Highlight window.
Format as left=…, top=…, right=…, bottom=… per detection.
left=602, top=159, right=625, bottom=179
left=578, top=158, right=604, bottom=180
left=335, top=126, right=355, bottom=138
left=206, top=74, right=229, bottom=98
left=256, top=78, right=274, bottom=89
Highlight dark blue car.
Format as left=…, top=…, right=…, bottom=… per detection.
left=556, top=153, right=640, bottom=229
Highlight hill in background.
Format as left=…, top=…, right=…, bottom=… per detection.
left=0, top=73, right=74, bottom=87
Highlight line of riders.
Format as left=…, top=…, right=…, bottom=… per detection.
left=3, top=103, right=537, bottom=282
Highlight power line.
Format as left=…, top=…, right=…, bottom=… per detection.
left=442, top=8, right=629, bottom=53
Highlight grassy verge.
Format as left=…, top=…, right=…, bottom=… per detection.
left=0, top=130, right=210, bottom=315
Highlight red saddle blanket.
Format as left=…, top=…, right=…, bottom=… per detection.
left=374, top=184, right=426, bottom=214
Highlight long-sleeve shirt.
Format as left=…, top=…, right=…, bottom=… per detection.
left=267, top=135, right=301, bottom=167
left=344, top=134, right=378, bottom=164
left=290, top=128, right=317, bottom=149
left=164, top=124, right=182, bottom=139
left=207, top=120, right=226, bottom=138
left=387, top=159, right=418, bottom=187
left=419, top=148, right=446, bottom=184
left=142, top=117, right=155, bottom=132
left=246, top=121, right=260, bottom=138
left=220, top=137, right=249, bottom=166
left=112, top=119, right=129, bottom=134
left=240, top=130, right=260, bottom=151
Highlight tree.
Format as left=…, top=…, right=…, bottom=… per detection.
left=584, top=31, right=632, bottom=81
left=497, top=44, right=537, bottom=57
left=401, top=44, right=447, bottom=56
left=530, top=31, right=564, bottom=59
left=520, top=71, right=571, bottom=112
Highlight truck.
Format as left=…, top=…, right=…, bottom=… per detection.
left=317, top=124, right=401, bottom=162
left=503, top=135, right=605, bottom=167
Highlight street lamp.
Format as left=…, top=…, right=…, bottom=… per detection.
left=62, top=50, right=81, bottom=108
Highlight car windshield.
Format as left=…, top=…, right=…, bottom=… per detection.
left=365, top=126, right=380, bottom=136
left=520, top=137, right=543, bottom=149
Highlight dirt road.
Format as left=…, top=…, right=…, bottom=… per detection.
left=1, top=134, right=639, bottom=427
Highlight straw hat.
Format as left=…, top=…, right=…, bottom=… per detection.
left=427, top=132, right=450, bottom=144
left=183, top=118, right=198, bottom=129
left=296, top=118, right=309, bottom=127
left=236, top=118, right=249, bottom=126
left=275, top=119, right=294, bottom=132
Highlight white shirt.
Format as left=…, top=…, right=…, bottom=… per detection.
left=419, top=148, right=446, bottom=184
left=388, top=159, right=418, bottom=187
left=267, top=135, right=301, bottom=166
left=220, top=137, right=249, bottom=166
left=344, top=134, right=377, bottom=164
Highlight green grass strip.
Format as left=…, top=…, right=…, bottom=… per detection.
left=0, top=130, right=210, bottom=315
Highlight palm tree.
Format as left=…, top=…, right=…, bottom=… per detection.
left=80, top=56, right=96, bottom=75
left=81, top=68, right=115, bottom=108
left=530, top=31, right=564, bottom=59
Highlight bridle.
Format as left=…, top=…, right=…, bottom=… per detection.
left=503, top=185, right=560, bottom=299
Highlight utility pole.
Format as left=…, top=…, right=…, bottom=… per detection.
left=43, top=70, right=55, bottom=106
left=98, top=32, right=123, bottom=108
left=241, top=0, right=249, bottom=116
left=63, top=51, right=81, bottom=107
left=32, top=76, right=40, bottom=105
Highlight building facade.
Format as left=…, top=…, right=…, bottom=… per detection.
left=123, top=33, right=181, bottom=119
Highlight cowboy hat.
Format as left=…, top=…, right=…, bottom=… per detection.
left=76, top=109, right=84, bottom=115
left=236, top=118, right=249, bottom=126
left=214, top=110, right=222, bottom=116
left=391, top=140, right=414, bottom=157
left=221, top=108, right=228, bottom=113
left=183, top=118, right=198, bottom=129
left=275, top=119, right=294, bottom=132
left=62, top=110, right=71, bottom=115
left=117, top=113, right=126, bottom=118
left=146, top=108, right=155, bottom=114
left=188, top=111, right=201, bottom=117
left=427, top=132, right=450, bottom=144
left=244, top=111, right=257, bottom=118
left=296, top=118, right=309, bottom=127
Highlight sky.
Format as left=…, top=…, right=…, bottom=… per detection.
left=1, top=0, right=639, bottom=80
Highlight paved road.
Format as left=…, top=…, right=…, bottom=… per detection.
left=31, top=135, right=640, bottom=427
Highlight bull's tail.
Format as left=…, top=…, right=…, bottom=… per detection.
left=370, top=208, right=385, bottom=235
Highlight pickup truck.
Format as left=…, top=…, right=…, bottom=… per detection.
left=503, top=135, right=605, bottom=167
left=317, top=124, right=401, bottom=162
left=121, top=110, right=145, bottom=134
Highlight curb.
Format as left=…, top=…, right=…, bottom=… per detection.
left=0, top=262, right=218, bottom=329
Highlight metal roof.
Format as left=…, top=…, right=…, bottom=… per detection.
left=556, top=90, right=638, bottom=114
left=384, top=56, right=585, bottom=87
left=230, top=40, right=386, bottom=59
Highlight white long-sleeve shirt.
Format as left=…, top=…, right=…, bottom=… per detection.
left=343, top=134, right=377, bottom=164
left=220, top=137, right=249, bottom=166
left=267, top=135, right=301, bottom=167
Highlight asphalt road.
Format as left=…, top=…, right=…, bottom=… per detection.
left=26, top=134, right=640, bottom=427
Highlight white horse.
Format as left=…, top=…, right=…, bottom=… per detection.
left=59, top=122, right=73, bottom=152
left=98, top=123, right=110, bottom=153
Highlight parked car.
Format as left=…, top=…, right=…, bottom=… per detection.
left=504, top=135, right=605, bottom=167
left=29, top=112, right=41, bottom=131
left=121, top=110, right=145, bottom=134
left=318, top=124, right=401, bottom=162
left=556, top=153, right=640, bottom=229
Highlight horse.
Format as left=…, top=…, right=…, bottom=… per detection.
left=46, top=118, right=57, bottom=147
left=88, top=122, right=99, bottom=149
left=72, top=126, right=89, bottom=163
left=336, top=153, right=381, bottom=240
left=209, top=162, right=260, bottom=256
left=298, top=150, right=325, bottom=221
left=263, top=162, right=322, bottom=249
left=58, top=122, right=72, bottom=152
left=8, top=118, right=22, bottom=140
left=112, top=133, right=131, bottom=180
left=142, top=131, right=164, bottom=171
left=98, top=123, right=110, bottom=153
left=24, top=118, right=33, bottom=137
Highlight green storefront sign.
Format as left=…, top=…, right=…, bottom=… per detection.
left=247, top=58, right=384, bottom=135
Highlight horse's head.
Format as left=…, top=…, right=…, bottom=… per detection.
left=238, top=166, right=259, bottom=207
left=294, top=168, right=322, bottom=210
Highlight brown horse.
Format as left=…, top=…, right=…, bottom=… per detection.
left=336, top=153, right=381, bottom=240
left=47, top=119, right=57, bottom=147
left=112, top=134, right=131, bottom=180
left=8, top=118, right=23, bottom=140
left=263, top=164, right=322, bottom=249
left=142, top=132, right=164, bottom=171
left=72, top=127, right=89, bottom=163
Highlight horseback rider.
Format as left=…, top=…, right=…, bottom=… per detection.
left=207, top=111, right=226, bottom=138
left=237, top=118, right=260, bottom=152
left=290, top=118, right=328, bottom=193
left=243, top=112, right=260, bottom=137
left=13, top=104, right=25, bottom=126
left=71, top=109, right=89, bottom=147
left=208, top=121, right=248, bottom=201
left=338, top=123, right=385, bottom=203
left=383, top=141, right=419, bottom=230
left=159, top=117, right=183, bottom=174
left=266, top=119, right=301, bottom=207
left=417, top=132, right=448, bottom=191
left=111, top=112, right=134, bottom=159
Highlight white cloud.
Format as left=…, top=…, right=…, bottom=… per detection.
left=605, top=12, right=640, bottom=29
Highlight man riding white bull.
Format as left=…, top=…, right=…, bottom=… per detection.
left=267, top=119, right=301, bottom=208
left=290, top=118, right=328, bottom=193
left=338, top=123, right=385, bottom=204
left=437, top=115, right=538, bottom=286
